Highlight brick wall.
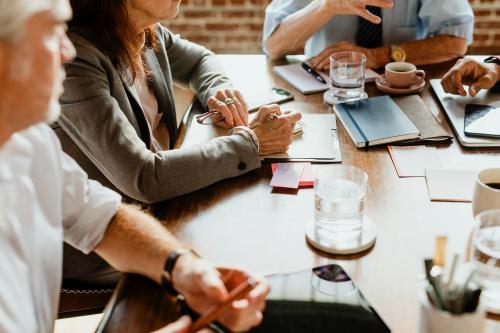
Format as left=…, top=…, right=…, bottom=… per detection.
left=165, top=0, right=500, bottom=54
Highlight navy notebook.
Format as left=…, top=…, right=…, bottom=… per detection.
left=334, top=96, right=420, bottom=148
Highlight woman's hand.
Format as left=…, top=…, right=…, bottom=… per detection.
left=441, top=58, right=500, bottom=97
left=207, top=89, right=249, bottom=128
left=250, top=104, right=302, bottom=156
left=170, top=254, right=269, bottom=332
left=323, top=0, right=393, bottom=23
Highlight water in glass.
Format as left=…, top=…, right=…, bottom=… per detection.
left=470, top=211, right=500, bottom=312
left=314, top=166, right=367, bottom=246
left=330, top=51, right=366, bottom=102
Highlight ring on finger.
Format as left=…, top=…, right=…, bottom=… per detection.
left=224, top=98, right=235, bottom=106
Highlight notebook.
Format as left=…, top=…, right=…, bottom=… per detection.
left=273, top=63, right=381, bottom=95
left=333, top=96, right=420, bottom=148
left=182, top=112, right=341, bottom=163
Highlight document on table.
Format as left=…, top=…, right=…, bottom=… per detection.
left=425, top=169, right=478, bottom=202
left=183, top=113, right=341, bottom=163
left=387, top=146, right=442, bottom=177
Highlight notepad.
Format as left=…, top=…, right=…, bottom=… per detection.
left=425, top=169, right=477, bottom=202
left=271, top=163, right=314, bottom=188
left=388, top=145, right=442, bottom=177
left=273, top=63, right=381, bottom=95
left=334, top=96, right=420, bottom=148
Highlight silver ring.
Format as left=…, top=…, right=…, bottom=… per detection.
left=224, top=98, right=235, bottom=106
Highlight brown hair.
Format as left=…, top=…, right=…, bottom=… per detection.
left=69, top=0, right=158, bottom=84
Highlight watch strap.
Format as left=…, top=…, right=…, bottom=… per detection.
left=160, top=248, right=197, bottom=296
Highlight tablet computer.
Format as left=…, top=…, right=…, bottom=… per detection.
left=249, top=264, right=390, bottom=332
left=196, top=264, right=390, bottom=332
left=464, top=104, right=500, bottom=139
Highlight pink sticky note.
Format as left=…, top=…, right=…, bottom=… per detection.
left=270, top=163, right=305, bottom=189
left=271, top=163, right=313, bottom=188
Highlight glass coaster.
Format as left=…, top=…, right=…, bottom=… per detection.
left=305, top=216, right=377, bottom=255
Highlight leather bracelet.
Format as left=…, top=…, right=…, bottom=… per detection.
left=229, top=126, right=259, bottom=152
left=160, top=248, right=198, bottom=296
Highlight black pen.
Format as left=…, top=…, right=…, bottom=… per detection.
left=301, top=62, right=327, bottom=84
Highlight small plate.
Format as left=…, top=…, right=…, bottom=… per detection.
left=375, top=75, right=425, bottom=95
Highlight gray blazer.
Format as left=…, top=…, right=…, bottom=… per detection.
left=55, top=24, right=260, bottom=204
left=55, top=25, right=261, bottom=279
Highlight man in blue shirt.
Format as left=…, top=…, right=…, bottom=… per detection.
left=263, top=0, right=474, bottom=70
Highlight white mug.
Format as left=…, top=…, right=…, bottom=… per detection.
left=472, top=168, right=500, bottom=217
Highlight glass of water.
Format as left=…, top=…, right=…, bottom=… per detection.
left=470, top=209, right=500, bottom=313
left=329, top=51, right=367, bottom=103
left=314, top=165, right=368, bottom=248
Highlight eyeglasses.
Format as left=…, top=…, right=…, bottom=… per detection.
left=195, top=109, right=224, bottom=125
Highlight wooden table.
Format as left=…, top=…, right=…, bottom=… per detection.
left=97, top=55, right=500, bottom=333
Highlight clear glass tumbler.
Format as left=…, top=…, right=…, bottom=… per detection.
left=329, top=51, right=367, bottom=103
left=314, top=165, right=368, bottom=247
left=470, top=209, right=500, bottom=313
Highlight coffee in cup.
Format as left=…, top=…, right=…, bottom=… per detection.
left=385, top=62, right=425, bottom=88
left=472, top=168, right=500, bottom=217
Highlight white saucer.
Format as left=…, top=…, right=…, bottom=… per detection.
left=323, top=90, right=368, bottom=105
left=375, top=75, right=425, bottom=95
left=305, top=216, right=377, bottom=255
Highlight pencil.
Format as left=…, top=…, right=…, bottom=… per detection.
left=189, top=277, right=258, bottom=333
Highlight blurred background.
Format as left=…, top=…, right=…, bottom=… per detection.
left=164, top=0, right=500, bottom=55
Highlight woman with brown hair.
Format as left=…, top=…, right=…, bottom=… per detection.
left=57, top=0, right=301, bottom=282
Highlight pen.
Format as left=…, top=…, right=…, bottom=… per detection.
left=301, top=62, right=327, bottom=84
left=189, top=277, right=258, bottom=333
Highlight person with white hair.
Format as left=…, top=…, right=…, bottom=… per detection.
left=0, top=0, right=269, bottom=332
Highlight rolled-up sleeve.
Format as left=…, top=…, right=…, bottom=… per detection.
left=262, top=0, right=308, bottom=54
left=60, top=152, right=121, bottom=254
left=419, top=0, right=474, bottom=44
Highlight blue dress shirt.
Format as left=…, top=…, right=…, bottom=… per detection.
left=263, top=0, right=475, bottom=57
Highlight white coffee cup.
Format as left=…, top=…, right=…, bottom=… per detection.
left=418, top=288, right=485, bottom=333
left=472, top=168, right=500, bottom=217
left=385, top=62, right=425, bottom=88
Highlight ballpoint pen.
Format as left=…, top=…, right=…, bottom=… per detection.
left=301, top=62, right=327, bottom=84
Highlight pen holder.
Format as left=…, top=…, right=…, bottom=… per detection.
left=418, top=288, right=486, bottom=333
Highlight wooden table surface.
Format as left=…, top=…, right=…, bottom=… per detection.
left=97, top=55, right=500, bottom=333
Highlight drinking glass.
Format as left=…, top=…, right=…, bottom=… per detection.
left=329, top=51, right=367, bottom=103
left=314, top=165, right=368, bottom=247
left=470, top=209, right=500, bottom=313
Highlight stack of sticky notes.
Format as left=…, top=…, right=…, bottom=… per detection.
left=270, top=163, right=314, bottom=189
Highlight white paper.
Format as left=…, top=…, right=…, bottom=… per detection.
left=425, top=169, right=477, bottom=202
left=388, top=146, right=442, bottom=177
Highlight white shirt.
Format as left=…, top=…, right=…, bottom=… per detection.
left=263, top=0, right=475, bottom=56
left=0, top=124, right=121, bottom=333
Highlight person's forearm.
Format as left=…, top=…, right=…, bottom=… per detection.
left=266, top=0, right=335, bottom=60
left=94, top=204, right=188, bottom=283
left=400, top=35, right=468, bottom=66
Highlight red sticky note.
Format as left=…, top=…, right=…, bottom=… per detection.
left=271, top=163, right=313, bottom=188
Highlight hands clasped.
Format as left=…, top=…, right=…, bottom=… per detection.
left=250, top=104, right=302, bottom=156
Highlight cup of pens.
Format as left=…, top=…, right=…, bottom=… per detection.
left=419, top=236, right=485, bottom=333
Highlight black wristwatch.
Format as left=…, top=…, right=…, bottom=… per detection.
left=160, top=248, right=198, bottom=296
left=484, top=56, right=500, bottom=65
